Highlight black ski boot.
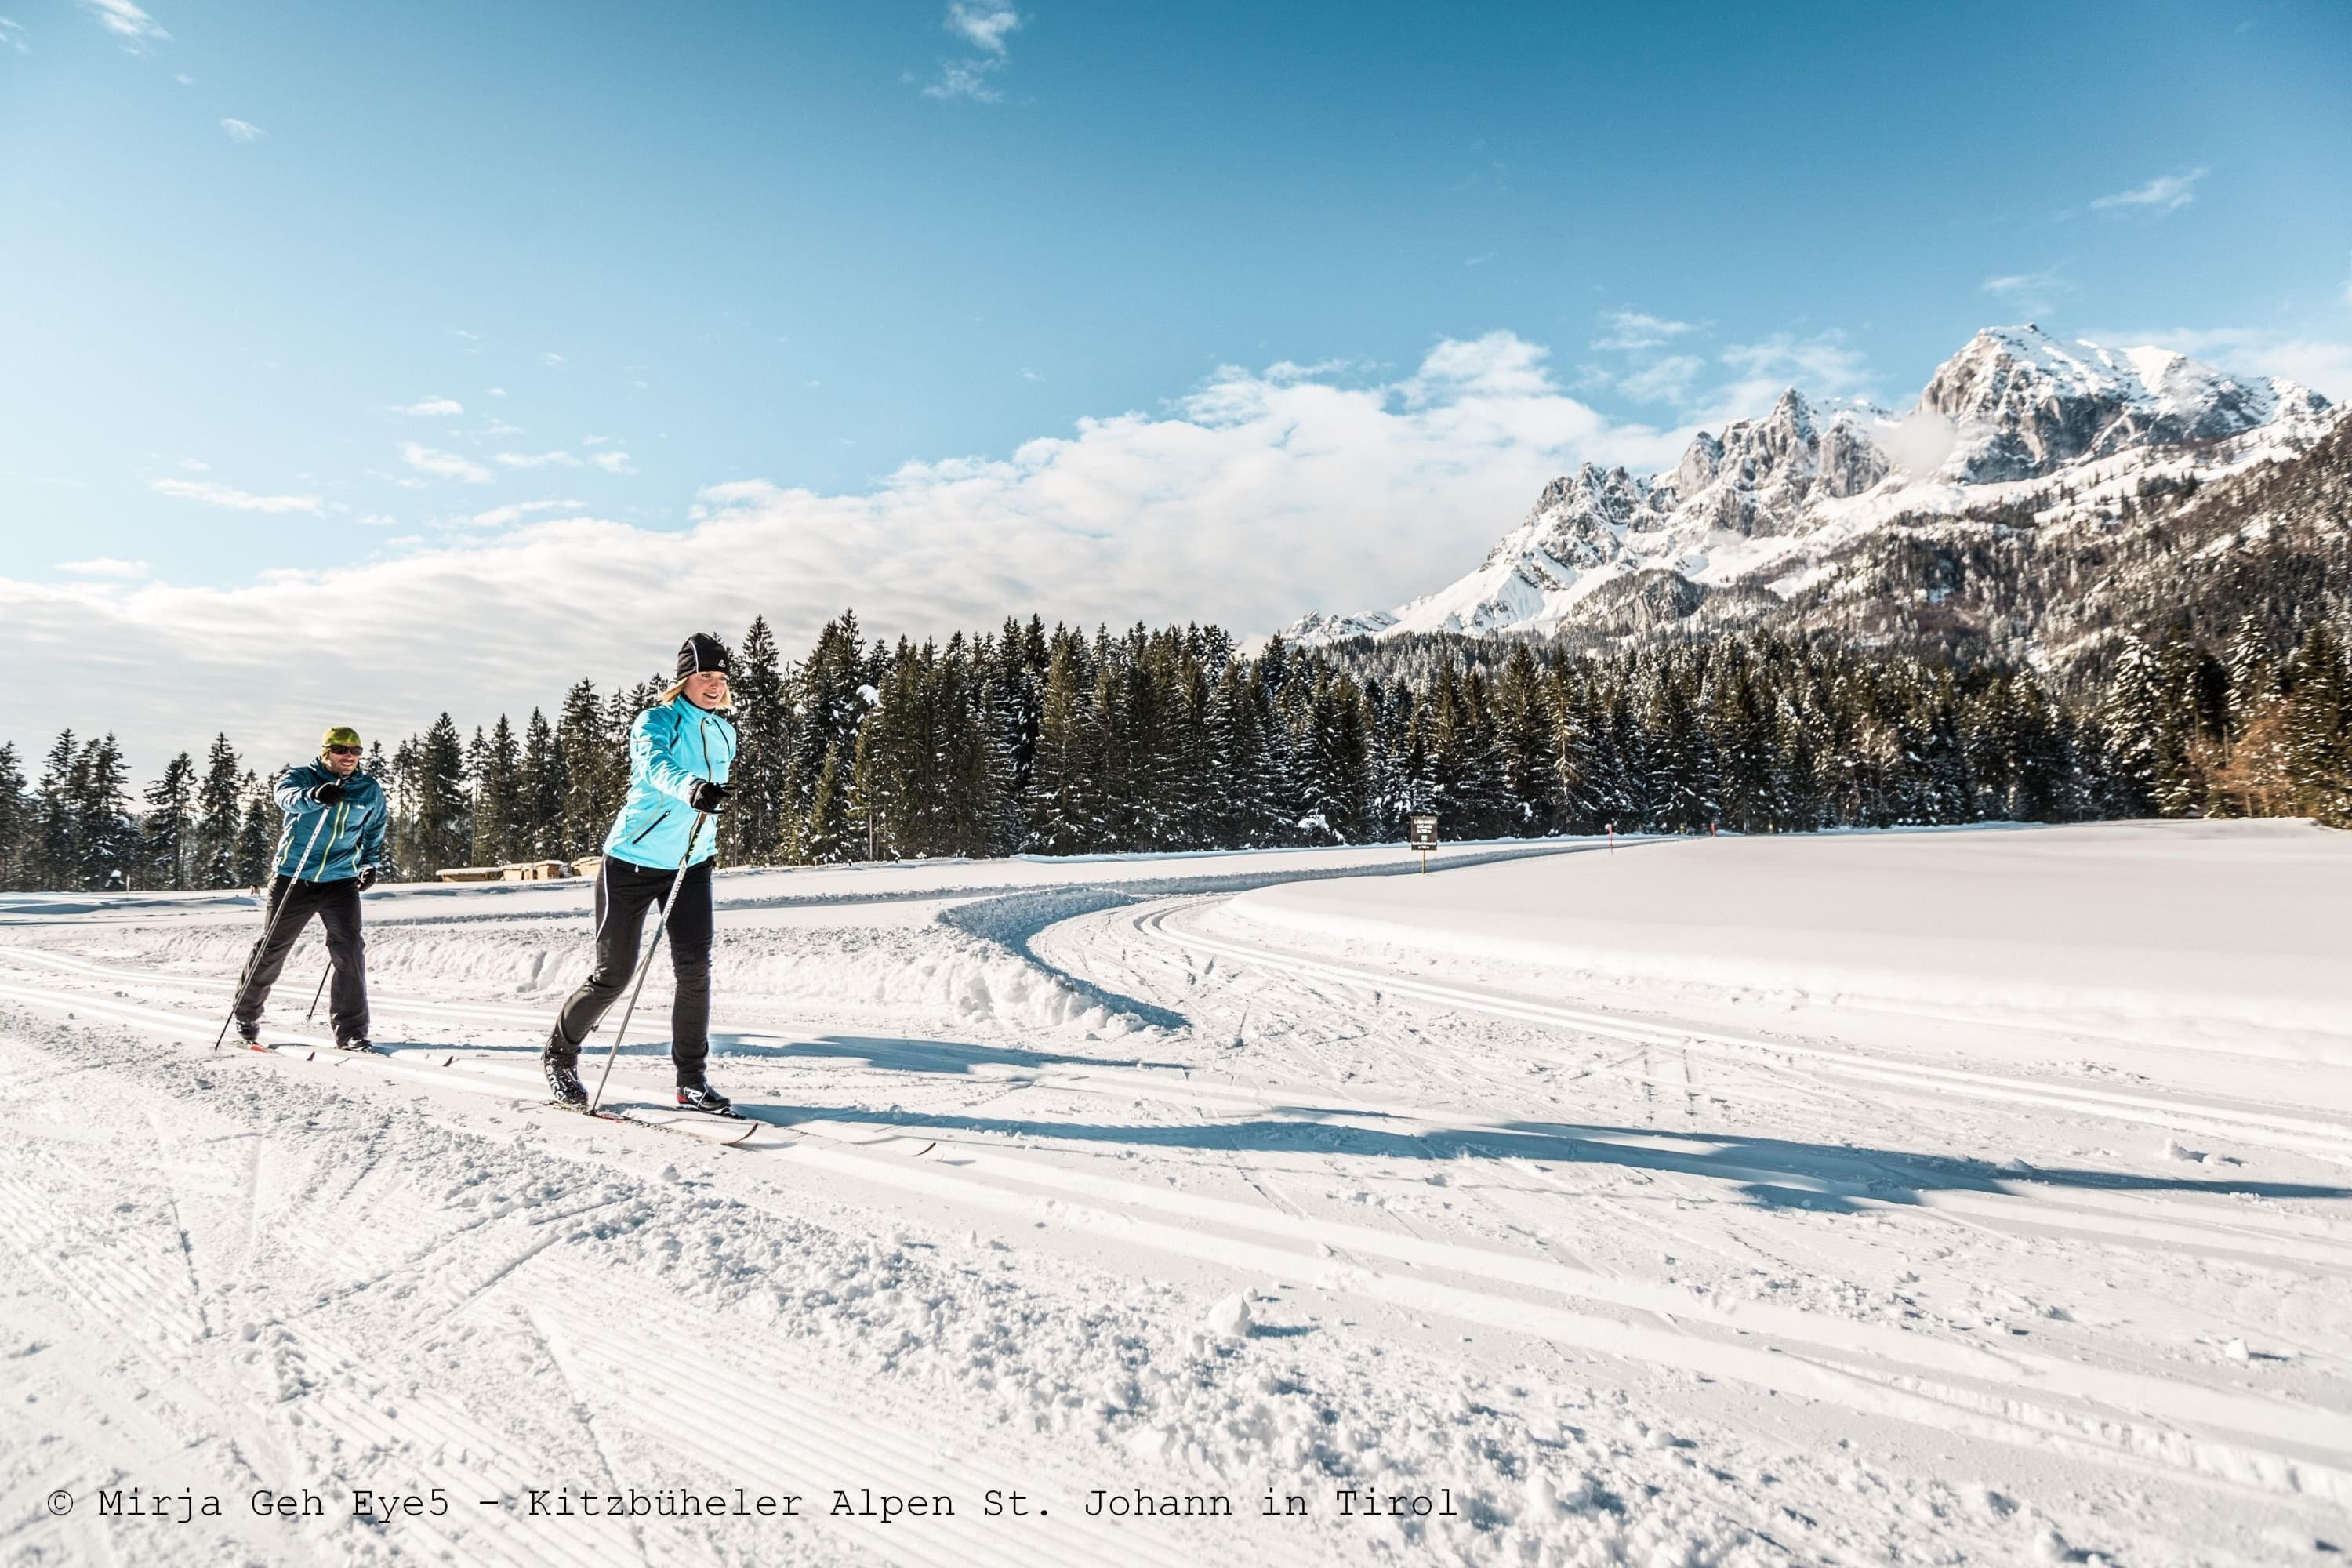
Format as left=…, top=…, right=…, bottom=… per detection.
left=233, top=1018, right=261, bottom=1045
left=336, top=1037, right=379, bottom=1054
left=543, top=1028, right=588, bottom=1108
left=677, top=1077, right=735, bottom=1116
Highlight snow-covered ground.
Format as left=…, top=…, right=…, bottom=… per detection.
left=2, top=825, right=2346, bottom=1566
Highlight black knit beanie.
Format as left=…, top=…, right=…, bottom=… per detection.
left=677, top=633, right=731, bottom=678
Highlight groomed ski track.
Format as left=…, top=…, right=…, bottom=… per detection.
left=2, top=829, right=2347, bottom=1566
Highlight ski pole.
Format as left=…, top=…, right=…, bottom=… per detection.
left=587, top=810, right=711, bottom=1115
left=304, top=957, right=330, bottom=1022
left=214, top=795, right=333, bottom=1049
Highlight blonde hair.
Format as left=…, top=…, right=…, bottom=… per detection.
left=657, top=672, right=732, bottom=710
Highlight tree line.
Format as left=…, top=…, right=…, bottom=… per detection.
left=2, top=606, right=2344, bottom=892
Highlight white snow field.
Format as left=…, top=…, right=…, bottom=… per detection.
left=1, top=824, right=2346, bottom=1567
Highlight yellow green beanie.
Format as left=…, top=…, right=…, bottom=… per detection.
left=321, top=725, right=363, bottom=750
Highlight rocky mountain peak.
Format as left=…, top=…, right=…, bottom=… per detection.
left=1284, top=321, right=2336, bottom=650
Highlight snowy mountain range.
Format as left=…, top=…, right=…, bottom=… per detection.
left=1287, top=325, right=2339, bottom=652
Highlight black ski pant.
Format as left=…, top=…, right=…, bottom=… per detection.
left=233, top=874, right=368, bottom=1043
left=551, top=856, right=714, bottom=1084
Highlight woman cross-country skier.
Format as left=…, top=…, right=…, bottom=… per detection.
left=543, top=633, right=739, bottom=1114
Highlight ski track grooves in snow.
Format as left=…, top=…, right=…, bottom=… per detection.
left=5, top=937, right=2348, bottom=1512
left=1124, top=899, right=2352, bottom=1163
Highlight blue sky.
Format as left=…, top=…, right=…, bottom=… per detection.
left=2, top=0, right=2350, bottom=760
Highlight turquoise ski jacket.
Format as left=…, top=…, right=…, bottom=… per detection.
left=602, top=696, right=737, bottom=870
left=271, top=764, right=388, bottom=883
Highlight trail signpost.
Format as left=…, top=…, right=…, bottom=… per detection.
left=1409, top=814, right=1439, bottom=873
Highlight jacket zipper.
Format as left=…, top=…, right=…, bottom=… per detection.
left=629, top=809, right=670, bottom=845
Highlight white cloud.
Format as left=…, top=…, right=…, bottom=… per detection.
left=395, top=396, right=463, bottom=416
left=1704, top=331, right=1875, bottom=422
left=219, top=118, right=263, bottom=143
left=463, top=499, right=581, bottom=531
left=56, top=558, right=150, bottom=579
left=2090, top=166, right=2208, bottom=216
left=150, top=477, right=324, bottom=514
left=1591, top=310, right=1696, bottom=353
left=495, top=450, right=579, bottom=469
left=924, top=59, right=1004, bottom=101
left=1617, top=354, right=1705, bottom=405
left=2090, top=324, right=2352, bottom=401
left=0, top=16, right=28, bottom=53
left=486, top=385, right=506, bottom=397
left=946, top=2, right=1020, bottom=53
left=923, top=4, right=1022, bottom=101
left=1980, top=266, right=2076, bottom=319
left=77, top=0, right=165, bottom=46
left=400, top=443, right=495, bottom=485
left=581, top=434, right=614, bottom=446
left=178, top=457, right=209, bottom=471
left=539, top=352, right=566, bottom=368
left=590, top=451, right=637, bottom=474
left=13, top=335, right=1694, bottom=763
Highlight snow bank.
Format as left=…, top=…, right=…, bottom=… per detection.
left=1224, top=821, right=2352, bottom=1060
left=106, top=914, right=1125, bottom=1035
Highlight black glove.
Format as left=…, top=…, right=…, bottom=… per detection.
left=357, top=865, right=379, bottom=893
left=688, top=779, right=731, bottom=814
left=309, top=780, right=347, bottom=805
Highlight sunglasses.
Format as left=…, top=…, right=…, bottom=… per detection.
left=325, top=745, right=362, bottom=757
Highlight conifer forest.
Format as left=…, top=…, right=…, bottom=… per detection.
left=2, top=606, right=2347, bottom=892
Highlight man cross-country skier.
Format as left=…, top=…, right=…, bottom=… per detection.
left=543, top=633, right=738, bottom=1115
left=230, top=725, right=386, bottom=1051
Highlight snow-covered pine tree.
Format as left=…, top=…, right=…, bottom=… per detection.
left=141, top=750, right=197, bottom=890
left=2103, top=630, right=2164, bottom=817
left=191, top=734, right=246, bottom=889
left=470, top=716, right=523, bottom=866
left=0, top=742, right=29, bottom=890
left=521, top=708, right=563, bottom=861
left=232, top=769, right=275, bottom=888
left=724, top=616, right=790, bottom=866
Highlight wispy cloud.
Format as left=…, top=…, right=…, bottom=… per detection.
left=539, top=351, right=566, bottom=368
left=494, top=450, right=579, bottom=469
left=1693, top=329, right=1876, bottom=424
left=590, top=451, right=637, bottom=474
left=946, top=2, right=1020, bottom=52
left=463, top=499, right=579, bottom=531
left=2090, top=323, right=2352, bottom=401
left=1591, top=310, right=1696, bottom=353
left=77, top=0, right=165, bottom=48
left=0, top=16, right=28, bottom=53
left=56, top=557, right=151, bottom=579
left=219, top=118, right=263, bottom=143
left=150, top=478, right=324, bottom=514
left=1980, top=265, right=2076, bottom=318
left=395, top=396, right=463, bottom=416
left=400, top=443, right=495, bottom=485
left=2090, top=165, right=2208, bottom=216
left=1617, top=354, right=1705, bottom=405
left=923, top=3, right=1023, bottom=100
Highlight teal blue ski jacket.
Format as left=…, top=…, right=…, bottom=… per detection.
left=271, top=764, right=387, bottom=883
left=602, top=696, right=737, bottom=870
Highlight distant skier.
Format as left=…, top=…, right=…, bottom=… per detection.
left=543, top=633, right=739, bottom=1115
left=230, top=725, right=386, bottom=1051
